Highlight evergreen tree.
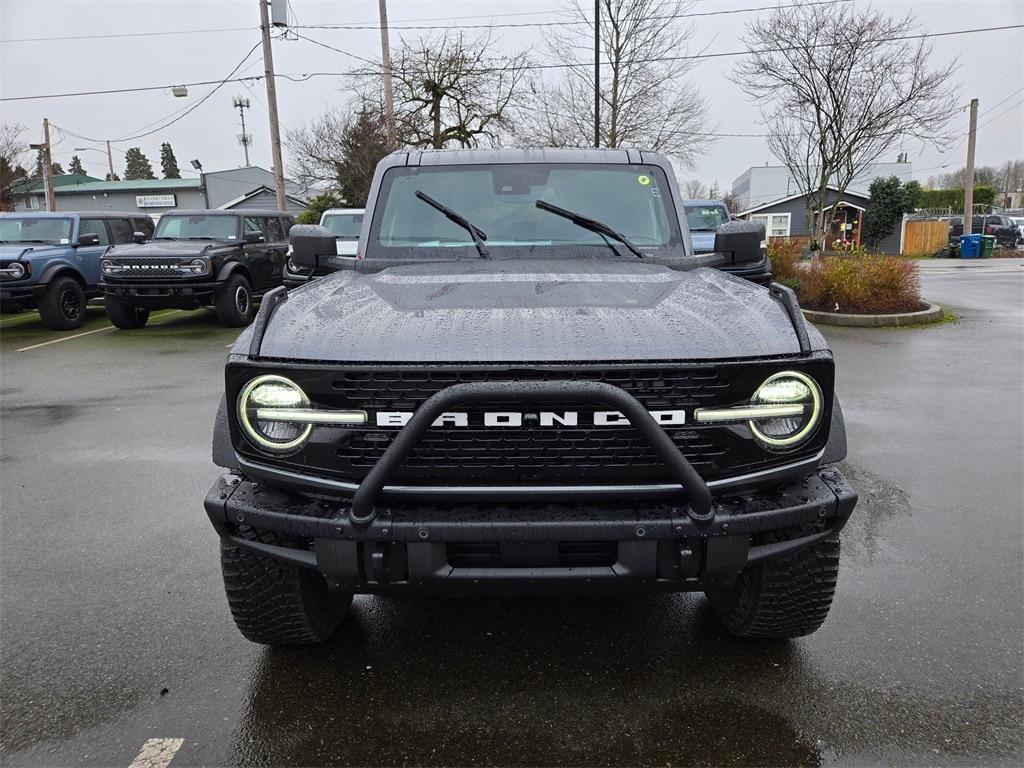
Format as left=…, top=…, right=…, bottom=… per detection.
left=69, top=155, right=85, bottom=175
left=124, top=147, right=155, bottom=180
left=33, top=149, right=64, bottom=177
left=105, top=172, right=122, bottom=181
left=159, top=142, right=181, bottom=179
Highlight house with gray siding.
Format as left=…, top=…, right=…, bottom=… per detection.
left=739, top=187, right=902, bottom=254
left=732, top=161, right=912, bottom=211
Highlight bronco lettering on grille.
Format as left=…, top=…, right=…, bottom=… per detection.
left=375, top=410, right=686, bottom=427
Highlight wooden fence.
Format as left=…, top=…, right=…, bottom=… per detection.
left=902, top=219, right=949, bottom=255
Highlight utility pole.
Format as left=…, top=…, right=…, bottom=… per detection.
left=105, top=141, right=115, bottom=180
left=594, top=0, right=600, bottom=148
left=378, top=0, right=396, bottom=150
left=962, top=97, right=978, bottom=233
left=39, top=118, right=56, bottom=211
left=259, top=0, right=288, bottom=211
left=233, top=96, right=253, bottom=166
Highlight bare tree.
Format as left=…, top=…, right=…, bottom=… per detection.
left=928, top=161, right=1022, bottom=191
left=734, top=3, right=957, bottom=247
left=520, top=0, right=714, bottom=167
left=354, top=31, right=530, bottom=149
left=1, top=123, right=29, bottom=211
left=682, top=179, right=708, bottom=198
left=287, top=103, right=390, bottom=204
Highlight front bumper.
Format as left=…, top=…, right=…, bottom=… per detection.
left=1, top=283, right=42, bottom=306
left=204, top=467, right=856, bottom=594
left=101, top=280, right=220, bottom=308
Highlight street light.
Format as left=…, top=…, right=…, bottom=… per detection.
left=73, top=145, right=118, bottom=180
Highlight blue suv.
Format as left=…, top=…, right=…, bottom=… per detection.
left=0, top=212, right=153, bottom=329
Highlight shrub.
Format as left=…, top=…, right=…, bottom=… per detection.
left=797, top=255, right=921, bottom=314
left=767, top=238, right=803, bottom=282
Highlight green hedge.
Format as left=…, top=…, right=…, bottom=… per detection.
left=918, top=185, right=996, bottom=210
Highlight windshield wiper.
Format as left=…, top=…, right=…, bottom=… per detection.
left=535, top=200, right=645, bottom=259
left=414, top=190, right=489, bottom=258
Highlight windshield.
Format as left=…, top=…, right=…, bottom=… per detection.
left=321, top=213, right=363, bottom=240
left=0, top=217, right=74, bottom=244
left=367, top=163, right=681, bottom=259
left=683, top=203, right=729, bottom=232
left=154, top=214, right=238, bottom=240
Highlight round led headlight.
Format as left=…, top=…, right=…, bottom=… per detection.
left=100, top=259, right=116, bottom=274
left=237, top=375, right=313, bottom=453
left=6, top=262, right=26, bottom=279
left=748, top=371, right=823, bottom=449
left=188, top=258, right=209, bottom=274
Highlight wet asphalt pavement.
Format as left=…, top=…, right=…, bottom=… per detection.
left=1, top=259, right=1022, bottom=767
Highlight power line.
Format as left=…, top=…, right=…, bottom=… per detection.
left=295, top=0, right=852, bottom=32
left=0, top=26, right=255, bottom=44
left=51, top=42, right=262, bottom=147
left=4, top=23, right=1022, bottom=103
left=0, top=1, right=832, bottom=44
left=913, top=96, right=1024, bottom=175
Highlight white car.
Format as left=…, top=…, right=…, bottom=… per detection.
left=319, top=208, right=365, bottom=256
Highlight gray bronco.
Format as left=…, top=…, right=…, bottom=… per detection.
left=205, top=148, right=856, bottom=645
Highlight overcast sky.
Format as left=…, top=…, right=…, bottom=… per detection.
left=2, top=0, right=1021, bottom=192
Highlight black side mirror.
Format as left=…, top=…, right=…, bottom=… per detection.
left=713, top=220, right=766, bottom=267
left=288, top=224, right=337, bottom=269
left=132, top=231, right=146, bottom=244
left=244, top=231, right=265, bottom=244
left=77, top=233, right=101, bottom=247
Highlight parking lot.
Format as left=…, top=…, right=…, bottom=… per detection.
left=1, top=260, right=1022, bottom=767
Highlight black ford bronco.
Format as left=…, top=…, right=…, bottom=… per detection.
left=205, top=148, right=856, bottom=645
left=100, top=210, right=293, bottom=329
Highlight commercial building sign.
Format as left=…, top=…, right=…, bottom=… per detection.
left=136, top=194, right=176, bottom=208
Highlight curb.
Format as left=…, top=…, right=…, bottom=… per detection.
left=801, top=301, right=944, bottom=327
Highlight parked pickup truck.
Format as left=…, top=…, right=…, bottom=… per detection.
left=100, top=210, right=293, bottom=329
left=948, top=214, right=1021, bottom=248
left=205, top=148, right=856, bottom=646
left=0, top=212, right=153, bottom=329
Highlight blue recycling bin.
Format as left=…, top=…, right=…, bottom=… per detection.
left=959, top=234, right=982, bottom=258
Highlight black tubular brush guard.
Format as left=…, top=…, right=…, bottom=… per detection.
left=348, top=380, right=714, bottom=529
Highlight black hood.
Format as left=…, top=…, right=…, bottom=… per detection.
left=241, top=259, right=823, bottom=363
left=107, top=240, right=237, bottom=258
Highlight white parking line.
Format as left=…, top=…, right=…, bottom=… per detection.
left=15, top=325, right=116, bottom=352
left=128, top=738, right=184, bottom=768
left=14, top=310, right=185, bottom=353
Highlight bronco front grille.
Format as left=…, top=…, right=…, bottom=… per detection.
left=105, top=257, right=192, bottom=279
left=228, top=358, right=834, bottom=486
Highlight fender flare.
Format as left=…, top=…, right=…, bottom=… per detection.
left=212, top=395, right=241, bottom=470
left=38, top=263, right=88, bottom=288
left=821, top=394, right=848, bottom=464
left=215, top=260, right=252, bottom=284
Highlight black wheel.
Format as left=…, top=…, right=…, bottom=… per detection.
left=220, top=526, right=351, bottom=645
left=705, top=530, right=840, bottom=639
left=104, top=296, right=150, bottom=329
left=214, top=274, right=255, bottom=327
left=37, top=276, right=86, bottom=330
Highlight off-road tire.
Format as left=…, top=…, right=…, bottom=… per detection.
left=706, top=530, right=840, bottom=639
left=220, top=526, right=350, bottom=645
left=214, top=274, right=254, bottom=327
left=104, top=296, right=150, bottom=329
left=38, top=276, right=86, bottom=330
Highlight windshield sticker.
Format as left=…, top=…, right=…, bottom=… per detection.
left=59, top=238, right=70, bottom=244
left=650, top=184, right=662, bottom=198
left=637, top=174, right=651, bottom=186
